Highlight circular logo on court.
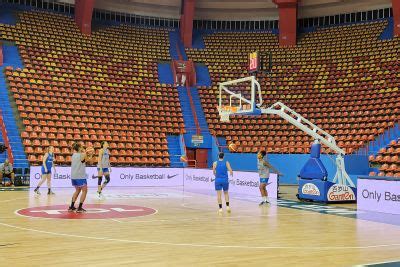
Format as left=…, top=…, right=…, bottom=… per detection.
left=16, top=204, right=157, bottom=219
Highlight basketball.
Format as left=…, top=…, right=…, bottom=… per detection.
left=4, top=181, right=11, bottom=187
left=228, top=143, right=237, bottom=152
left=86, top=146, right=95, bottom=155
left=180, top=155, right=187, bottom=162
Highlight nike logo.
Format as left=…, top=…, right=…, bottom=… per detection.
left=211, top=178, right=215, bottom=182
left=167, top=174, right=178, bottom=179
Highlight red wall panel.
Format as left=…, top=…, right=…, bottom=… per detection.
left=74, top=0, right=95, bottom=35
left=393, top=0, right=400, bottom=36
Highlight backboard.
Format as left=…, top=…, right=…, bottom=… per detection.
left=218, top=76, right=263, bottom=122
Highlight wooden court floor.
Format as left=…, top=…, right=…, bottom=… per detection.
left=0, top=186, right=400, bottom=267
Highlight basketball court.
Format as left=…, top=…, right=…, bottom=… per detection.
left=0, top=1, right=398, bottom=267
left=1, top=186, right=400, bottom=266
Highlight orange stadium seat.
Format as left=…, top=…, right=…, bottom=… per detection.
left=186, top=20, right=399, bottom=156
left=0, top=11, right=186, bottom=166
left=369, top=138, right=400, bottom=177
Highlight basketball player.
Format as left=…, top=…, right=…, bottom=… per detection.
left=96, top=141, right=111, bottom=199
left=68, top=142, right=93, bottom=213
left=258, top=150, right=281, bottom=205
left=213, top=152, right=233, bottom=214
left=34, top=146, right=55, bottom=195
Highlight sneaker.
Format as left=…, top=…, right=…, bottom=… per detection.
left=47, top=190, right=55, bottom=195
left=259, top=201, right=265, bottom=206
left=68, top=206, right=76, bottom=212
left=226, top=206, right=231, bottom=213
left=97, top=191, right=103, bottom=199
left=218, top=208, right=223, bottom=214
left=76, top=208, right=86, bottom=213
left=34, top=188, right=40, bottom=195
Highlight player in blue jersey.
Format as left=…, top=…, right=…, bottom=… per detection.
left=96, top=141, right=111, bottom=199
left=212, top=152, right=233, bottom=214
left=34, top=146, right=56, bottom=195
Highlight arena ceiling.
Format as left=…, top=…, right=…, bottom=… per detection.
left=60, top=0, right=391, bottom=20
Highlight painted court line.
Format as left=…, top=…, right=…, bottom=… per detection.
left=355, top=259, right=400, bottom=266
left=119, top=213, right=305, bottom=224
left=1, top=221, right=400, bottom=251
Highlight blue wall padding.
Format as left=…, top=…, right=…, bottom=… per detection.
left=344, top=155, right=370, bottom=175
left=157, top=63, right=174, bottom=84
left=212, top=152, right=341, bottom=185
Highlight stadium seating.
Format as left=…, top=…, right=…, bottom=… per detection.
left=186, top=21, right=400, bottom=154
left=0, top=11, right=185, bottom=166
left=369, top=138, right=400, bottom=177
left=0, top=10, right=399, bottom=166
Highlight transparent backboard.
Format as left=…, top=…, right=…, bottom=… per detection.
left=218, top=76, right=263, bottom=122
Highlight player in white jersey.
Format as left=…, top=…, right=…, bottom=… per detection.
left=96, top=141, right=111, bottom=199
left=68, top=142, right=93, bottom=213
left=257, top=150, right=281, bottom=205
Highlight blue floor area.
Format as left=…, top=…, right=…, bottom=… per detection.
left=168, top=30, right=188, bottom=61
left=157, top=63, right=174, bottom=84
left=358, top=123, right=400, bottom=155
left=192, top=30, right=206, bottom=49
left=195, top=64, right=212, bottom=87
left=169, top=30, right=183, bottom=60
left=380, top=18, right=393, bottom=40
left=189, top=87, right=210, bottom=135
left=177, top=37, right=188, bottom=61
left=0, top=8, right=18, bottom=25
left=177, top=86, right=196, bottom=134
left=1, top=44, right=28, bottom=168
left=166, top=135, right=184, bottom=168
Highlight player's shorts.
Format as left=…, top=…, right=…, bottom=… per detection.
left=260, top=178, right=269, bottom=184
left=41, top=166, right=51, bottom=174
left=215, top=179, right=229, bottom=191
left=97, top=167, right=110, bottom=174
left=71, top=179, right=87, bottom=188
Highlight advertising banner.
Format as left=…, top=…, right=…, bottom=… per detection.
left=183, top=168, right=278, bottom=198
left=30, top=167, right=184, bottom=188
left=357, top=178, right=400, bottom=215
left=298, top=180, right=356, bottom=203
left=30, top=167, right=277, bottom=198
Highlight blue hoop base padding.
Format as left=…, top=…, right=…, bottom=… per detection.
left=298, top=179, right=357, bottom=203
left=299, top=143, right=328, bottom=180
